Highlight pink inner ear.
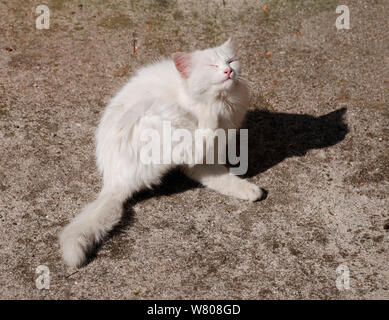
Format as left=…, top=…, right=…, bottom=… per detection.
left=173, top=52, right=191, bottom=78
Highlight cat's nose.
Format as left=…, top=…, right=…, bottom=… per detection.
left=224, top=67, right=232, bottom=79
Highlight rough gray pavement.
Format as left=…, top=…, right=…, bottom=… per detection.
left=0, top=0, right=388, bottom=299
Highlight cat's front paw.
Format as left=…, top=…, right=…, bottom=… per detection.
left=236, top=181, right=263, bottom=202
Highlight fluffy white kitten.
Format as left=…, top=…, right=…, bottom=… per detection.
left=60, top=39, right=262, bottom=267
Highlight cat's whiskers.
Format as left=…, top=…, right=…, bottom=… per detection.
left=236, top=75, right=254, bottom=88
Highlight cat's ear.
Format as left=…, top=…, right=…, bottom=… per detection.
left=222, top=37, right=235, bottom=50
left=173, top=52, right=192, bottom=78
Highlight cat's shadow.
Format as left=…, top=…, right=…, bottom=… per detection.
left=243, top=107, right=348, bottom=178
left=96, top=107, right=348, bottom=260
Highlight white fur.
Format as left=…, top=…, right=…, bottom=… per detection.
left=59, top=39, right=262, bottom=267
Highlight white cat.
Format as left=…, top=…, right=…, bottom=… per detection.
left=59, top=39, right=263, bottom=267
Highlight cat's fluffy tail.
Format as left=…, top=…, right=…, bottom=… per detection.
left=59, top=190, right=127, bottom=267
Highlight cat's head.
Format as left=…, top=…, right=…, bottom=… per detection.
left=173, top=39, right=241, bottom=100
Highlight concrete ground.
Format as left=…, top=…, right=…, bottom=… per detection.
left=0, top=0, right=388, bottom=299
